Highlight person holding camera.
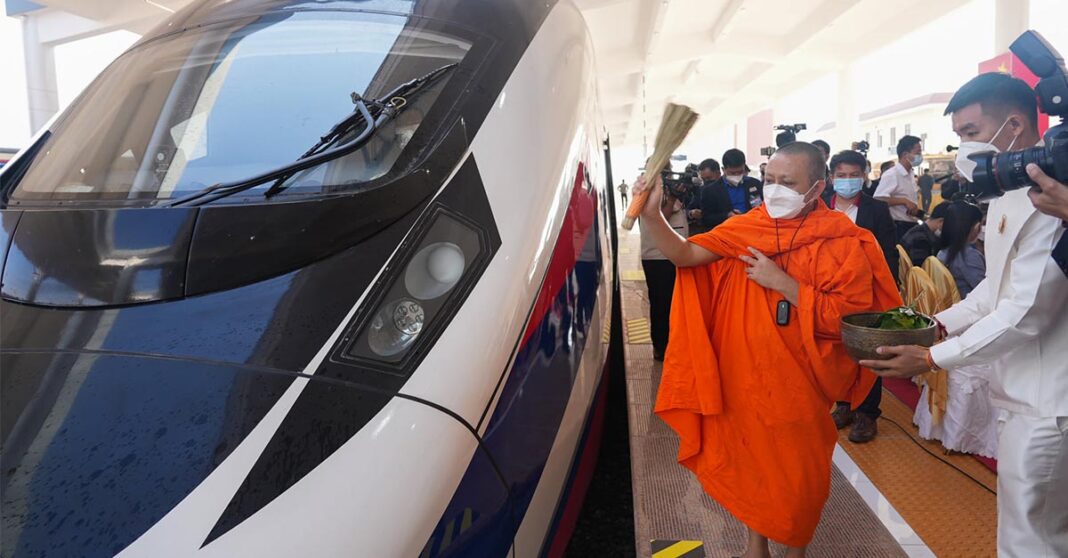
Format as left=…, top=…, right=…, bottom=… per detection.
left=874, top=135, right=924, bottom=240
left=638, top=162, right=689, bottom=362
left=860, top=72, right=1068, bottom=557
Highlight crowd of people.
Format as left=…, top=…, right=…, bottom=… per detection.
left=628, top=71, right=1067, bottom=558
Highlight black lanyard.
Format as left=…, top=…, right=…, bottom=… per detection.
left=772, top=207, right=812, bottom=325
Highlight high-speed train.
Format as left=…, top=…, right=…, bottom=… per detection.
left=0, top=1, right=621, bottom=556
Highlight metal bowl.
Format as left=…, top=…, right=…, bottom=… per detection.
left=840, top=312, right=938, bottom=362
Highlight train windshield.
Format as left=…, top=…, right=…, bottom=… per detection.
left=7, top=8, right=471, bottom=204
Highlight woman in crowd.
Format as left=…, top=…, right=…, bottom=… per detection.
left=938, top=201, right=986, bottom=297
left=915, top=200, right=997, bottom=458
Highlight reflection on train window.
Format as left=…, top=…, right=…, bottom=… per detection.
left=11, top=9, right=471, bottom=203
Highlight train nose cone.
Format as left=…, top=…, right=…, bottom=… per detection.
left=0, top=351, right=294, bottom=558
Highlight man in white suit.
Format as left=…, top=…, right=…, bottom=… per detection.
left=861, top=73, right=1067, bottom=557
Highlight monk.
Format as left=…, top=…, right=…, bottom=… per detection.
left=637, top=142, right=901, bottom=557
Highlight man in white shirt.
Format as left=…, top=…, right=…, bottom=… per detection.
left=825, top=149, right=899, bottom=443
left=861, top=73, right=1067, bottom=557
left=874, top=135, right=924, bottom=240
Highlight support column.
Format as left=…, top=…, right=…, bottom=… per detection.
left=994, top=0, right=1028, bottom=53
left=21, top=14, right=59, bottom=133
left=835, top=65, right=859, bottom=156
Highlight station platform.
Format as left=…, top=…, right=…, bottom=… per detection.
left=616, top=215, right=998, bottom=558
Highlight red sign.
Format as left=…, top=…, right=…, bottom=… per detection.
left=978, top=52, right=1050, bottom=135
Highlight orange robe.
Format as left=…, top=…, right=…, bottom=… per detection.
left=655, top=202, right=901, bottom=547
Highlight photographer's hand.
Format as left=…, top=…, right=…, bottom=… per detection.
left=1027, top=163, right=1068, bottom=222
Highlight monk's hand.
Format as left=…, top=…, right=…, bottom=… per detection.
left=740, top=247, right=792, bottom=292
left=637, top=175, right=665, bottom=219
left=858, top=345, right=932, bottom=378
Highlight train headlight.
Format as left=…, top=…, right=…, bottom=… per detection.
left=405, top=242, right=466, bottom=300
left=367, top=298, right=425, bottom=357
left=338, top=207, right=492, bottom=371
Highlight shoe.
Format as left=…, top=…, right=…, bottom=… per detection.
left=848, top=413, right=878, bottom=443
left=653, top=348, right=665, bottom=361
left=831, top=403, right=854, bottom=430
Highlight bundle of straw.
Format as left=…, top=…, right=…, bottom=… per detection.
left=620, top=102, right=700, bottom=230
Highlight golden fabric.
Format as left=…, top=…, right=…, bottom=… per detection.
left=902, top=266, right=938, bottom=314
left=916, top=257, right=961, bottom=426
left=896, top=244, right=913, bottom=293
left=922, top=256, right=961, bottom=311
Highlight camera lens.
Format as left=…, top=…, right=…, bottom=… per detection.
left=969, top=145, right=1054, bottom=200
left=992, top=146, right=1052, bottom=192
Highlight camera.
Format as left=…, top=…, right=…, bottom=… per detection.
left=661, top=163, right=701, bottom=207
left=760, top=146, right=776, bottom=157
left=774, top=123, right=806, bottom=147
left=965, top=30, right=1068, bottom=201
left=851, top=140, right=870, bottom=155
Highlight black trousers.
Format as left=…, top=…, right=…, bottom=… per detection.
left=838, top=376, right=883, bottom=419
left=642, top=259, right=676, bottom=353
left=920, top=189, right=932, bottom=214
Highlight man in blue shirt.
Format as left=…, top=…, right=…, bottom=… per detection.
left=697, top=149, right=764, bottom=230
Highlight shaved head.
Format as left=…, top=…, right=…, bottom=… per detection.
left=771, top=142, right=826, bottom=185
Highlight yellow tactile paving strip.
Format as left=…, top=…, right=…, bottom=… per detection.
left=626, top=318, right=652, bottom=344
left=838, top=391, right=998, bottom=557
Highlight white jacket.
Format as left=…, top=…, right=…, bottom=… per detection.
left=931, top=189, right=1068, bottom=418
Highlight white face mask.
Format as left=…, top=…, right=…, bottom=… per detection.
left=955, top=117, right=1018, bottom=182
left=763, top=181, right=818, bottom=219
left=725, top=174, right=743, bottom=185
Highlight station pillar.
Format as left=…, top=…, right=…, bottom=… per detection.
left=21, top=14, right=60, bottom=134
left=994, top=0, right=1028, bottom=53
left=835, top=66, right=859, bottom=155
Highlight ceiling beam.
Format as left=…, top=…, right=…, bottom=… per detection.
left=622, top=0, right=673, bottom=146
left=708, top=0, right=746, bottom=42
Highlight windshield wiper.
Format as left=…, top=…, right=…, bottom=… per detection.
left=167, top=63, right=458, bottom=207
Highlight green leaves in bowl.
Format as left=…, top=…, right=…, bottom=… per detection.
left=874, top=306, right=933, bottom=330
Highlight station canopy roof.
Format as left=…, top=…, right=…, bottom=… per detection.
left=22, top=0, right=972, bottom=144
